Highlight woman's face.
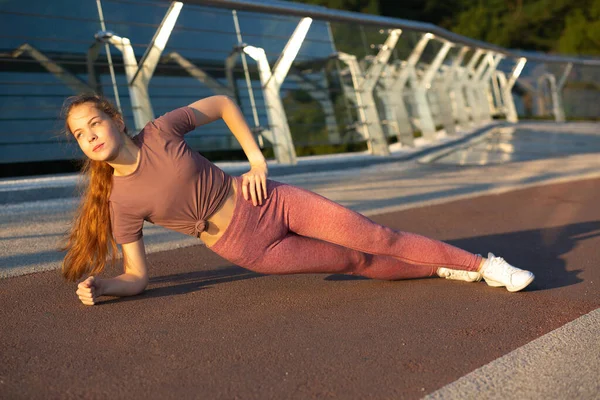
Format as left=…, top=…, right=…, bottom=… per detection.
left=67, top=102, right=125, bottom=162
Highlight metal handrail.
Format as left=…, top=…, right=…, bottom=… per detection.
left=192, top=0, right=600, bottom=66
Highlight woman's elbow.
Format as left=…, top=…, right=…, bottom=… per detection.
left=215, top=94, right=235, bottom=104
left=216, top=95, right=237, bottom=112
left=137, top=275, right=149, bottom=294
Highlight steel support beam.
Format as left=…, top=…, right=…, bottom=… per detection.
left=471, top=53, right=494, bottom=121
left=12, top=44, right=91, bottom=93
left=476, top=53, right=503, bottom=122
left=162, top=52, right=234, bottom=97
left=435, top=47, right=467, bottom=135
left=502, top=57, right=527, bottom=122
left=243, top=17, right=313, bottom=165
left=491, top=70, right=504, bottom=114
left=554, top=63, right=573, bottom=122
left=497, top=72, right=510, bottom=114
left=466, top=50, right=493, bottom=124
left=445, top=46, right=470, bottom=129
left=131, top=2, right=183, bottom=87
left=97, top=2, right=183, bottom=130
left=337, top=29, right=402, bottom=155
left=103, top=34, right=154, bottom=130
left=338, top=53, right=370, bottom=142
left=413, top=40, right=453, bottom=139
left=377, top=67, right=404, bottom=142
left=462, top=49, right=484, bottom=124
left=538, top=74, right=558, bottom=119
left=391, top=33, right=432, bottom=91
left=389, top=34, right=438, bottom=141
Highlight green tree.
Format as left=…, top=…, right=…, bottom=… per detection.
left=296, top=0, right=600, bottom=55
left=295, top=0, right=379, bottom=14
left=557, top=0, right=600, bottom=55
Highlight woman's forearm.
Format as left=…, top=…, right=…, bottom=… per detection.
left=221, top=98, right=266, bottom=166
left=97, top=273, right=148, bottom=297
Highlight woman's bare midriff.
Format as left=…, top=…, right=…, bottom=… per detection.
left=199, top=179, right=238, bottom=248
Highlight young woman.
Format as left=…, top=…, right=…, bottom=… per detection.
left=62, top=94, right=534, bottom=306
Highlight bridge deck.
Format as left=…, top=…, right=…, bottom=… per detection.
left=1, top=121, right=599, bottom=398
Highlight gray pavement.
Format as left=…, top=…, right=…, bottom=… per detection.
left=425, top=308, right=600, bottom=400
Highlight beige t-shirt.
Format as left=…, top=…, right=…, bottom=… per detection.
left=109, top=107, right=233, bottom=244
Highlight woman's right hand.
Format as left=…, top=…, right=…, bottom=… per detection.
left=242, top=160, right=268, bottom=206
left=77, top=276, right=102, bottom=306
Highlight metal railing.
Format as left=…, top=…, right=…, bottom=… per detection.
left=0, top=0, right=598, bottom=165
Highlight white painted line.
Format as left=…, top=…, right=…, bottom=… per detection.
left=424, top=308, right=600, bottom=400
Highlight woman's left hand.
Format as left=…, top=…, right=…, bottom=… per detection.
left=242, top=161, right=268, bottom=206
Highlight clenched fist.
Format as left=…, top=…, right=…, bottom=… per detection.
left=77, top=276, right=102, bottom=306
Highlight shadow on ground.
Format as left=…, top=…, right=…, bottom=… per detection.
left=100, top=266, right=264, bottom=305
left=445, top=221, right=598, bottom=291
left=100, top=220, right=599, bottom=304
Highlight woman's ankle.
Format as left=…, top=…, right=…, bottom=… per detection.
left=477, top=257, right=488, bottom=273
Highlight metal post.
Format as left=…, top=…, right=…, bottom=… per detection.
left=476, top=53, right=503, bottom=122
left=414, top=40, right=453, bottom=139
left=391, top=33, right=431, bottom=91
left=390, top=33, right=434, bottom=142
left=95, top=0, right=121, bottom=111
left=131, top=2, right=182, bottom=86
left=557, top=63, right=573, bottom=89
left=232, top=11, right=261, bottom=132
left=337, top=28, right=401, bottom=156
left=97, top=2, right=183, bottom=130
left=545, top=74, right=560, bottom=121
left=243, top=17, right=313, bottom=165
left=434, top=47, right=466, bottom=135
left=539, top=73, right=568, bottom=123
left=503, top=57, right=527, bottom=123
left=536, top=74, right=551, bottom=117
left=445, top=46, right=470, bottom=129
left=377, top=67, right=400, bottom=140
left=339, top=53, right=370, bottom=142
left=453, top=65, right=471, bottom=127
left=102, top=34, right=152, bottom=130
left=360, top=28, right=401, bottom=154
left=553, top=62, right=573, bottom=122
left=491, top=70, right=503, bottom=113
left=225, top=45, right=264, bottom=148
left=468, top=50, right=493, bottom=124
left=381, top=61, right=414, bottom=146
left=463, top=49, right=484, bottom=125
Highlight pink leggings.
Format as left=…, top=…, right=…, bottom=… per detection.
left=209, top=178, right=482, bottom=279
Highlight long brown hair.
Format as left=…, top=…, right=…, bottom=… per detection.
left=61, top=94, right=128, bottom=282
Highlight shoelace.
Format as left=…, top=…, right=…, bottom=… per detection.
left=486, top=255, right=517, bottom=277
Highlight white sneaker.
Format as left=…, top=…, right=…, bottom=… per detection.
left=480, top=253, right=534, bottom=292
left=437, top=267, right=482, bottom=282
